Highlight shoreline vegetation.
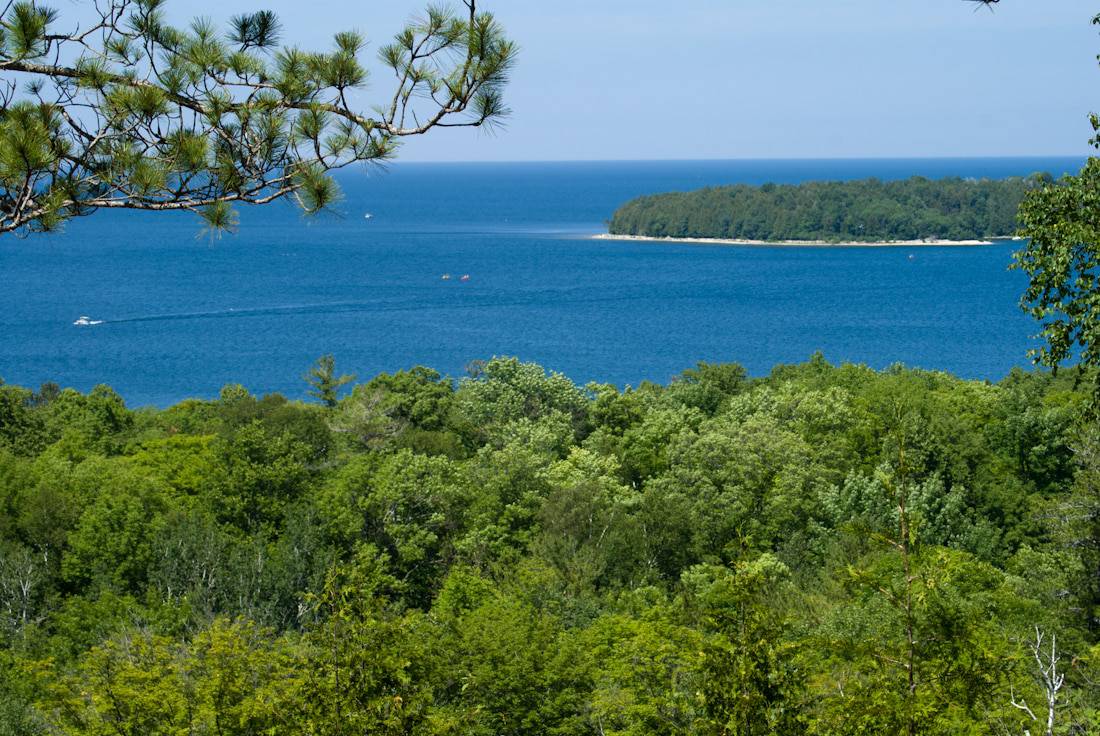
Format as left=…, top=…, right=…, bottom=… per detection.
left=608, top=175, right=1047, bottom=243
left=594, top=232, right=1017, bottom=247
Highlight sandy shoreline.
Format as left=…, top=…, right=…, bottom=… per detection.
left=594, top=233, right=1016, bottom=248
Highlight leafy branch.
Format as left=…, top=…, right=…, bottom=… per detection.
left=0, top=0, right=516, bottom=234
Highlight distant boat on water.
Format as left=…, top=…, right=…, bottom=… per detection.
left=73, top=316, right=103, bottom=326
left=441, top=273, right=452, bottom=280
left=460, top=274, right=470, bottom=282
left=364, top=213, right=374, bottom=220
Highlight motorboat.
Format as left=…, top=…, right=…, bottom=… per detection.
left=441, top=273, right=452, bottom=280
left=364, top=213, right=374, bottom=220
left=460, top=274, right=470, bottom=282
left=73, top=316, right=103, bottom=326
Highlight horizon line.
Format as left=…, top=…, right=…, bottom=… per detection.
left=381, top=153, right=1091, bottom=165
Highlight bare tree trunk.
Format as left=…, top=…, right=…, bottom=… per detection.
left=1009, top=627, right=1065, bottom=736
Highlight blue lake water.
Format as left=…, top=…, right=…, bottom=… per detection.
left=0, top=157, right=1087, bottom=407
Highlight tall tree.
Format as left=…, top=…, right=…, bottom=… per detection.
left=1014, top=15, right=1100, bottom=397
left=693, top=555, right=803, bottom=736
left=0, top=0, right=515, bottom=234
left=304, top=354, right=355, bottom=408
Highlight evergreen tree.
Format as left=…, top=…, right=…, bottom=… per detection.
left=304, top=354, right=355, bottom=408
left=0, top=0, right=515, bottom=234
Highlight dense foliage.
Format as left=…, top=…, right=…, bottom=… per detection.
left=1, top=355, right=1098, bottom=734
left=608, top=175, right=1046, bottom=243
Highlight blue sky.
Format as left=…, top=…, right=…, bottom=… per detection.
left=161, top=0, right=1097, bottom=161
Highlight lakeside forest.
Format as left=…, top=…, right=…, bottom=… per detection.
left=7, top=0, right=1100, bottom=733
left=607, top=176, right=1047, bottom=243
left=1, top=356, right=1099, bottom=734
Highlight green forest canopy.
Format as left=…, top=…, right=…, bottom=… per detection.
left=1, top=355, right=1098, bottom=734
left=608, top=175, right=1050, bottom=243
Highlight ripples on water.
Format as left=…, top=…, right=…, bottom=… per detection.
left=0, top=157, right=1085, bottom=406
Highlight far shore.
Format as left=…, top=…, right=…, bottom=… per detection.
left=594, top=233, right=1020, bottom=248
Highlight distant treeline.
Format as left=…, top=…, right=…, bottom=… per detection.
left=608, top=174, right=1051, bottom=242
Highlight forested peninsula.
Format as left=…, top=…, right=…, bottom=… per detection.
left=607, top=175, right=1048, bottom=243
left=2, top=356, right=1099, bottom=734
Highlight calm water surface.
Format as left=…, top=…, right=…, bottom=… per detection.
left=0, top=157, right=1085, bottom=406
